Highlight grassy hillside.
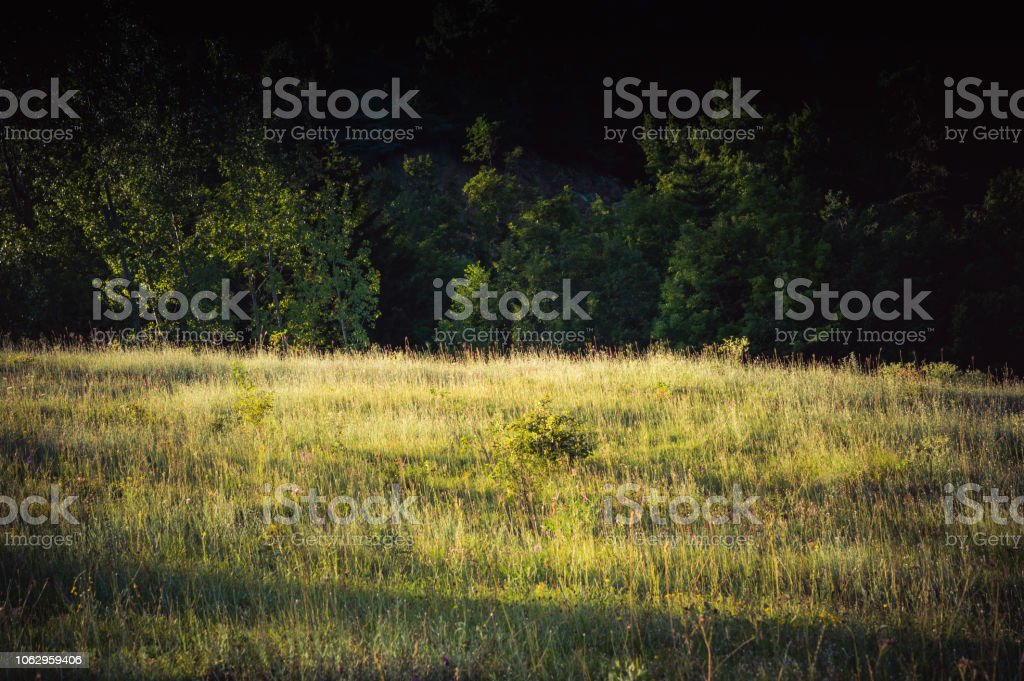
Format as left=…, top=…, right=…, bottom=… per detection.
left=1, top=348, right=1022, bottom=679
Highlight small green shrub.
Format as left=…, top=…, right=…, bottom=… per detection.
left=653, top=380, right=673, bottom=399
left=232, top=364, right=274, bottom=427
left=701, top=336, right=750, bottom=362
left=881, top=361, right=990, bottom=387
left=490, top=398, right=593, bottom=513
left=878, top=362, right=923, bottom=381
left=268, top=330, right=289, bottom=351
left=921, top=361, right=959, bottom=382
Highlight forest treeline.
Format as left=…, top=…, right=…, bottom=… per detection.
left=1, top=10, right=1022, bottom=368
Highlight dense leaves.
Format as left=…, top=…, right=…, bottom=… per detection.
left=1, top=15, right=1021, bottom=369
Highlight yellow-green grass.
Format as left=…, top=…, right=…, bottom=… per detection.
left=1, top=348, right=1022, bottom=679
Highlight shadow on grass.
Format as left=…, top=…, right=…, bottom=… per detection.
left=3, top=543, right=1021, bottom=681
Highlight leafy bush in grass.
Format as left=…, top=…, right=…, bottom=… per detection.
left=921, top=361, right=959, bottom=382
left=878, top=362, right=923, bottom=381
left=490, top=398, right=593, bottom=522
left=232, top=364, right=274, bottom=427
left=880, top=360, right=991, bottom=386
left=700, top=336, right=750, bottom=362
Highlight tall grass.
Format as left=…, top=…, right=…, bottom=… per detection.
left=1, top=347, right=1021, bottom=679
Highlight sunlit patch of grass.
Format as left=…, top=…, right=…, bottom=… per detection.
left=0, top=346, right=1021, bottom=679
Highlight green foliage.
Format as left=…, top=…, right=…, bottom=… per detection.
left=647, top=113, right=830, bottom=352
left=286, top=182, right=380, bottom=348
left=701, top=336, right=751, bottom=362
left=879, top=361, right=991, bottom=387
left=231, top=363, right=274, bottom=427
left=495, top=190, right=659, bottom=347
left=463, top=165, right=525, bottom=255
left=371, top=154, right=469, bottom=344
left=435, top=261, right=495, bottom=347
left=921, top=361, right=959, bottom=382
left=1, top=21, right=1021, bottom=372
left=489, top=398, right=594, bottom=502
left=202, top=147, right=380, bottom=349
left=464, top=115, right=500, bottom=166
left=878, top=362, right=923, bottom=382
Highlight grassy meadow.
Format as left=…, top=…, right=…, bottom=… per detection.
left=1, top=347, right=1023, bottom=680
